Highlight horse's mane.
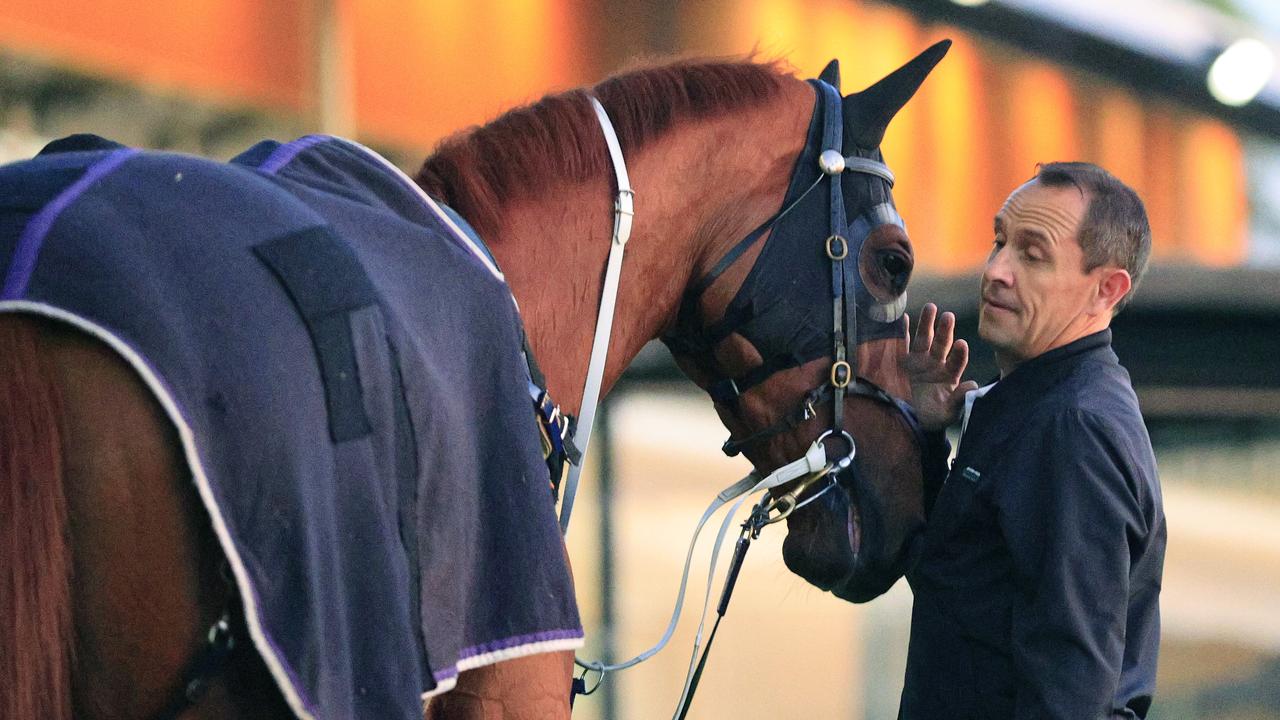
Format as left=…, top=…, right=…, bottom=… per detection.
left=415, top=57, right=792, bottom=242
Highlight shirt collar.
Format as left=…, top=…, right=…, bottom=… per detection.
left=1001, top=328, right=1113, bottom=381
left=960, top=381, right=997, bottom=439
left=963, top=329, right=1116, bottom=436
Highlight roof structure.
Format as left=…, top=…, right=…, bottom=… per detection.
left=881, top=0, right=1280, bottom=139
left=880, top=0, right=1280, bottom=137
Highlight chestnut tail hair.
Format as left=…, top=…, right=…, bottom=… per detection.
left=0, top=316, right=73, bottom=720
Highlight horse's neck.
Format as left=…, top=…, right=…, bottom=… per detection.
left=487, top=81, right=813, bottom=414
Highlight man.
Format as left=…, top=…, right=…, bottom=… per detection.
left=899, top=162, right=1166, bottom=719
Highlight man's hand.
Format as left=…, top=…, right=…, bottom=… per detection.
left=904, top=303, right=979, bottom=432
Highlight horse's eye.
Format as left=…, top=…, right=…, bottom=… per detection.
left=877, top=250, right=911, bottom=294
left=881, top=252, right=908, bottom=278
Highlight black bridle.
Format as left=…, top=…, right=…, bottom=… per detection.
left=664, top=79, right=922, bottom=468
left=664, top=78, right=926, bottom=720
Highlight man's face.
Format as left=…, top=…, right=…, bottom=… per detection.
left=979, top=180, right=1101, bottom=369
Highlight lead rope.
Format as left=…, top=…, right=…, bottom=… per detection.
left=673, top=523, right=754, bottom=720
left=668, top=428, right=856, bottom=719
left=570, top=438, right=849, bottom=696
left=558, top=96, right=634, bottom=536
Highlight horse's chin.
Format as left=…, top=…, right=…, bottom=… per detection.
left=781, top=486, right=861, bottom=593
left=780, top=476, right=906, bottom=603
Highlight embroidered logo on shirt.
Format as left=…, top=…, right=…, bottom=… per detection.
left=962, top=466, right=981, bottom=483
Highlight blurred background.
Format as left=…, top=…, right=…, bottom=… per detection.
left=3, top=1, right=1277, bottom=718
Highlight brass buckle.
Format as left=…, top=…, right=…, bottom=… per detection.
left=830, top=360, right=851, bottom=388
left=537, top=419, right=554, bottom=459
left=825, top=234, right=848, bottom=260
left=758, top=464, right=834, bottom=526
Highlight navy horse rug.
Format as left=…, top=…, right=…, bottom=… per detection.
left=0, top=134, right=583, bottom=719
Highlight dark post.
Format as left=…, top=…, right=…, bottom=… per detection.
left=596, top=396, right=619, bottom=720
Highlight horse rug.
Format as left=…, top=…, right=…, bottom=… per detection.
left=0, top=134, right=583, bottom=720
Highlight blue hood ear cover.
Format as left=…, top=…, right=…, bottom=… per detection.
left=663, top=41, right=950, bottom=397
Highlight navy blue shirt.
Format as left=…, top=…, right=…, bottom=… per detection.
left=901, top=330, right=1165, bottom=719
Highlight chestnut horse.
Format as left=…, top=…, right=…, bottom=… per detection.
left=0, top=44, right=948, bottom=719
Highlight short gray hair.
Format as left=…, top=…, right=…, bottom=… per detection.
left=1034, top=162, right=1151, bottom=313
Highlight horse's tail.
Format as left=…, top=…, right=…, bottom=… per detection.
left=0, top=315, right=74, bottom=720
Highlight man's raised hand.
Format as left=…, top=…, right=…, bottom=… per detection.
left=903, top=303, right=979, bottom=432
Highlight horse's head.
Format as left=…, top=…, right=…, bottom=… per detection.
left=665, top=41, right=950, bottom=602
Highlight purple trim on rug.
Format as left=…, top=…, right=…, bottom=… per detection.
left=258, top=135, right=331, bottom=175
left=433, top=666, right=461, bottom=684
left=430, top=628, right=586, bottom=684
left=459, top=628, right=585, bottom=660
left=2, top=148, right=138, bottom=300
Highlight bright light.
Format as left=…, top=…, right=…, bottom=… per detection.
left=1207, top=38, right=1275, bottom=107
left=950, top=0, right=991, bottom=6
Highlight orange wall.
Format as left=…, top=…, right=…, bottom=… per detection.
left=0, top=0, right=313, bottom=111
left=346, top=0, right=589, bottom=150
left=0, top=0, right=592, bottom=148
left=0, top=0, right=1249, bottom=270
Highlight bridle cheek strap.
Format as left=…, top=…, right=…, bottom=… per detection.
left=816, top=80, right=855, bottom=432
left=557, top=96, right=634, bottom=535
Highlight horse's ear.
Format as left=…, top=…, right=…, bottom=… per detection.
left=818, top=59, right=840, bottom=90
left=844, top=39, right=951, bottom=149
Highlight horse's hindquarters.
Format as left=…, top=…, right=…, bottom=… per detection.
left=0, top=314, right=288, bottom=719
